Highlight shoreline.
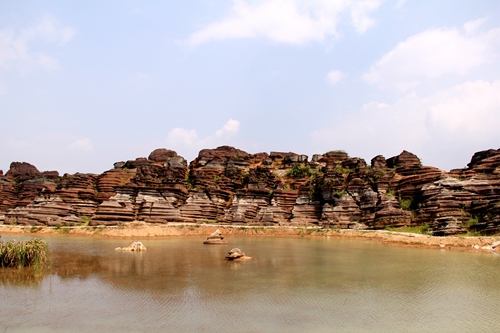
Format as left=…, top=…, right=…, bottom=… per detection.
left=1, top=224, right=499, bottom=253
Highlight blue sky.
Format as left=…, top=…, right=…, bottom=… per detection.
left=1, top=0, right=499, bottom=174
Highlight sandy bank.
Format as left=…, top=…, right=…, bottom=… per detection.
left=1, top=223, right=499, bottom=253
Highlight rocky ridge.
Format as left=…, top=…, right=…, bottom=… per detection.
left=1, top=146, right=500, bottom=236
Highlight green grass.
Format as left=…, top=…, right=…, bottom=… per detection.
left=79, top=215, right=92, bottom=225
left=0, top=238, right=50, bottom=274
left=385, top=224, right=430, bottom=234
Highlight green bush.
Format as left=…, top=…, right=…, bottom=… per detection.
left=398, top=197, right=413, bottom=211
left=466, top=215, right=480, bottom=228
left=333, top=164, right=353, bottom=175
left=285, top=164, right=311, bottom=178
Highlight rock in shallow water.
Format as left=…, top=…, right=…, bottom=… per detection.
left=115, top=241, right=147, bottom=251
left=203, top=229, right=228, bottom=244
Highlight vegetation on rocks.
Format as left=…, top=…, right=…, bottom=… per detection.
left=1, top=146, right=500, bottom=236
left=285, top=164, right=312, bottom=178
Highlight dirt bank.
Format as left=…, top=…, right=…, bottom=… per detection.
left=1, top=223, right=499, bottom=253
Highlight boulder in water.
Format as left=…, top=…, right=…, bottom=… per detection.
left=115, top=241, right=147, bottom=251
left=225, top=248, right=252, bottom=261
left=203, top=229, right=228, bottom=244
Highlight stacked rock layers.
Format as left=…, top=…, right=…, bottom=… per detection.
left=1, top=146, right=500, bottom=236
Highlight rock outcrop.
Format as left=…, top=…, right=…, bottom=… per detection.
left=203, top=229, right=228, bottom=244
left=1, top=147, right=499, bottom=236
left=115, top=241, right=147, bottom=251
left=225, top=248, right=252, bottom=260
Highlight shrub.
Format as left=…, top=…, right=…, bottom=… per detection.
left=285, top=164, right=311, bottom=178
left=333, top=190, right=346, bottom=197
left=333, top=164, right=353, bottom=175
left=466, top=215, right=480, bottom=228
left=398, top=197, right=413, bottom=211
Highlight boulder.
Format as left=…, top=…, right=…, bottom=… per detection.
left=225, top=248, right=252, bottom=261
left=115, top=241, right=147, bottom=251
left=203, top=229, right=228, bottom=244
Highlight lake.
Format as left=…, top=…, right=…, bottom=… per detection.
left=1, top=234, right=499, bottom=332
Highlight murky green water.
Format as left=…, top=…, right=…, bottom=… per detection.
left=1, top=234, right=500, bottom=332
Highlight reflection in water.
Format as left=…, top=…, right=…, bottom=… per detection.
left=1, top=235, right=500, bottom=332
left=0, top=267, right=45, bottom=287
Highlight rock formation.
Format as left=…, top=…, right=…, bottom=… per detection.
left=203, top=229, right=228, bottom=244
left=225, top=248, right=252, bottom=260
left=1, top=146, right=499, bottom=236
left=115, top=241, right=147, bottom=251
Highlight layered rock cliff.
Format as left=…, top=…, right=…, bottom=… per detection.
left=1, top=146, right=499, bottom=236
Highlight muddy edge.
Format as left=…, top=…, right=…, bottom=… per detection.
left=1, top=224, right=499, bottom=253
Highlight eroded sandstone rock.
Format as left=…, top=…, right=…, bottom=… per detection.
left=1, top=146, right=499, bottom=236
left=203, top=229, right=228, bottom=244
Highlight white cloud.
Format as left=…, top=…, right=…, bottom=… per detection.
left=186, top=0, right=382, bottom=46
left=167, top=128, right=199, bottom=147
left=22, top=15, right=76, bottom=44
left=0, top=15, right=75, bottom=70
left=395, top=0, right=407, bottom=9
left=166, top=119, right=241, bottom=159
left=311, top=95, right=428, bottom=163
left=311, top=80, right=500, bottom=170
left=361, top=101, right=388, bottom=110
left=362, top=22, right=500, bottom=91
left=68, top=138, right=94, bottom=152
left=0, top=29, right=19, bottom=68
left=215, top=118, right=240, bottom=138
left=326, top=69, right=344, bottom=84
left=350, top=0, right=381, bottom=33
left=427, top=80, right=500, bottom=141
left=464, top=17, right=487, bottom=36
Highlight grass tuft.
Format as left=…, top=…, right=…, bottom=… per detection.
left=0, top=238, right=50, bottom=274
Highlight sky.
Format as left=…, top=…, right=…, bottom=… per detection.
left=1, top=0, right=499, bottom=174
